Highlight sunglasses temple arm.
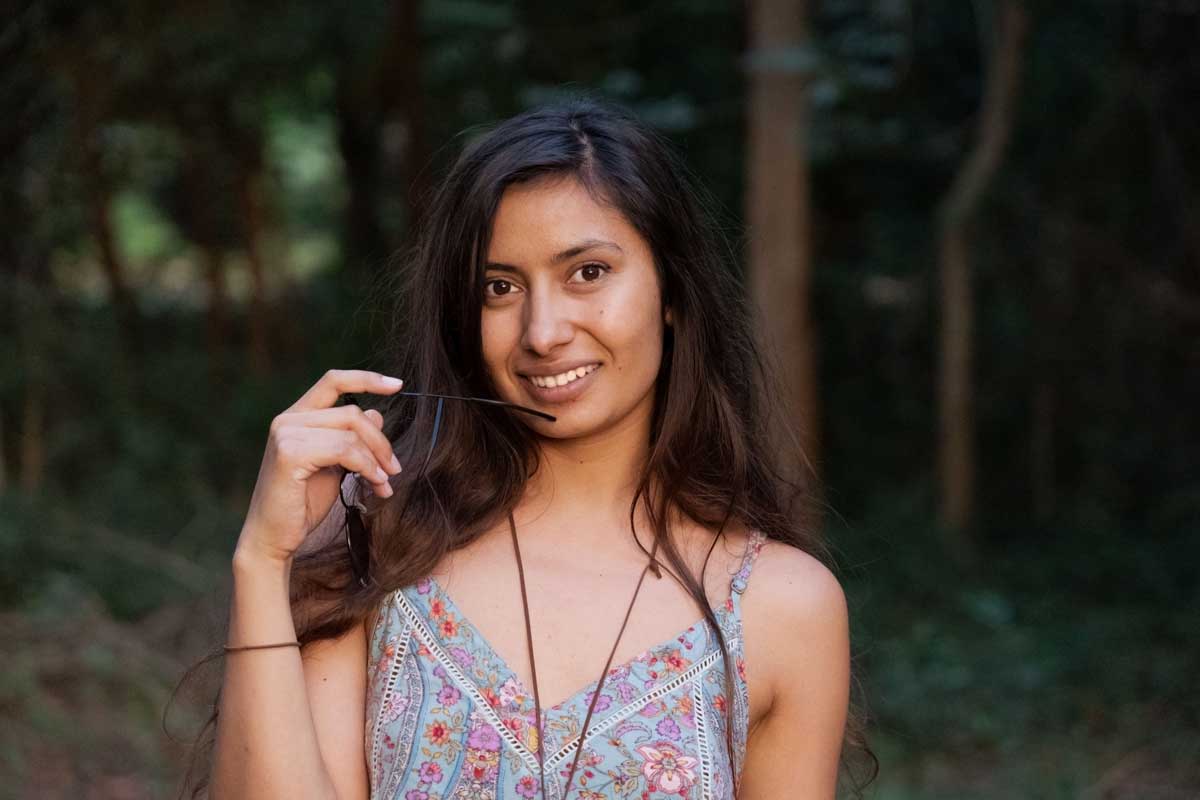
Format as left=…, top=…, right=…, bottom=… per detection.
left=428, top=397, right=445, bottom=455
left=396, top=390, right=556, bottom=422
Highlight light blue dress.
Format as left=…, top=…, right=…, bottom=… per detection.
left=364, top=530, right=767, bottom=800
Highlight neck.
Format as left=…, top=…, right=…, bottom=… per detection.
left=521, top=404, right=655, bottom=540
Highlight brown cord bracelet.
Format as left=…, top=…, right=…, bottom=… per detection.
left=223, top=641, right=301, bottom=653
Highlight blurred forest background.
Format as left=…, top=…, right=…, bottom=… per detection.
left=2, top=1, right=1198, bottom=798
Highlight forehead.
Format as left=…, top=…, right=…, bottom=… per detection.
left=486, top=175, right=647, bottom=263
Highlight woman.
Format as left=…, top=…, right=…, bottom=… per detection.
left=195, top=96, right=873, bottom=799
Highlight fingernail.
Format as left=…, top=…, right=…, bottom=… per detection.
left=375, top=466, right=388, bottom=482
left=381, top=375, right=403, bottom=388
left=389, top=454, right=402, bottom=472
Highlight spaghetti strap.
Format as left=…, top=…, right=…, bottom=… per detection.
left=370, top=532, right=765, bottom=799
left=729, top=529, right=767, bottom=607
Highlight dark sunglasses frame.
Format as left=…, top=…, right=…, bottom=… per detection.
left=340, top=390, right=556, bottom=587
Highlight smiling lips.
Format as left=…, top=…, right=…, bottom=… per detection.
left=524, top=362, right=600, bottom=389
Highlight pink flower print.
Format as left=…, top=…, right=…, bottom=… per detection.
left=501, top=715, right=526, bottom=743
left=615, top=680, right=637, bottom=703
left=516, top=775, right=538, bottom=798
left=656, top=715, right=681, bottom=740
left=416, top=577, right=432, bottom=594
left=466, top=723, right=501, bottom=752
left=557, top=747, right=600, bottom=778
left=418, top=761, right=442, bottom=784
left=664, top=649, right=691, bottom=672
left=382, top=694, right=410, bottom=724
left=448, top=645, right=474, bottom=669
left=736, top=657, right=746, bottom=681
left=404, top=790, right=429, bottom=800
left=429, top=597, right=445, bottom=617
left=582, top=690, right=612, bottom=713
left=498, top=676, right=525, bottom=706
left=437, top=684, right=461, bottom=707
left=636, top=741, right=699, bottom=795
left=464, top=747, right=500, bottom=782
left=639, top=701, right=660, bottom=717
left=424, top=720, right=452, bottom=745
left=675, top=695, right=697, bottom=730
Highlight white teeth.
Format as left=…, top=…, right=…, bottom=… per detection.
left=530, top=364, right=597, bottom=388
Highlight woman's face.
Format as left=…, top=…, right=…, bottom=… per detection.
left=481, top=174, right=670, bottom=441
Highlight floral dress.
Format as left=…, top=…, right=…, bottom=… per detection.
left=365, top=530, right=768, bottom=800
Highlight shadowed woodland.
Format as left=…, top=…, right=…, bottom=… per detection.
left=1, top=1, right=1198, bottom=798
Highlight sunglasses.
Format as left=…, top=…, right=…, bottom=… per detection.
left=340, top=390, right=556, bottom=587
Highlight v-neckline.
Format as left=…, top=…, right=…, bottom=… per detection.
left=403, top=530, right=762, bottom=718
left=412, top=573, right=739, bottom=714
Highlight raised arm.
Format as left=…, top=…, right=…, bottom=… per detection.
left=208, top=369, right=404, bottom=799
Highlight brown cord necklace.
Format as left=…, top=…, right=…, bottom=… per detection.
left=507, top=511, right=663, bottom=800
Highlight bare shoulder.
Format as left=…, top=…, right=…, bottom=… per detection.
left=741, top=537, right=850, bottom=707
left=746, top=537, right=847, bottom=625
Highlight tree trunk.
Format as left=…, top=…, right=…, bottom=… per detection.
left=14, top=261, right=51, bottom=496
left=383, top=0, right=430, bottom=238
left=71, top=65, right=142, bottom=359
left=334, top=0, right=428, bottom=278
left=336, top=74, right=386, bottom=274
left=745, top=0, right=820, bottom=497
left=0, top=405, right=7, bottom=493
left=936, top=0, right=1029, bottom=543
left=203, top=244, right=229, bottom=386
left=19, top=373, right=45, bottom=495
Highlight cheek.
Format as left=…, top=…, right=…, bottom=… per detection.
left=480, top=313, right=516, bottom=378
left=601, top=284, right=664, bottom=365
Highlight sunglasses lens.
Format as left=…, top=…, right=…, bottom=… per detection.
left=346, top=507, right=369, bottom=585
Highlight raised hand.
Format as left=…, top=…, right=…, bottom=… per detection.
left=234, top=369, right=405, bottom=566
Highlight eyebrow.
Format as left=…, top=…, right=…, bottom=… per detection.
left=485, top=238, right=624, bottom=272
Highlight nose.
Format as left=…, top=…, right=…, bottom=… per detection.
left=520, top=286, right=574, bottom=356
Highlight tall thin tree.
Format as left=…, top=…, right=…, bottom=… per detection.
left=745, top=0, right=820, bottom=496
left=937, top=0, right=1029, bottom=542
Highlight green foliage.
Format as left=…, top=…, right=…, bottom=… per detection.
left=3, top=0, right=1198, bottom=796
left=834, top=497, right=1200, bottom=797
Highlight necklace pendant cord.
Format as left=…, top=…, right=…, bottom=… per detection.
left=507, top=512, right=661, bottom=799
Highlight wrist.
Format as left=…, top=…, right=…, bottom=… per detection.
left=232, top=541, right=293, bottom=577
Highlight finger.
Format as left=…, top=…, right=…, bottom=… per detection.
left=288, top=369, right=403, bottom=414
left=275, top=405, right=401, bottom=475
left=275, top=427, right=395, bottom=496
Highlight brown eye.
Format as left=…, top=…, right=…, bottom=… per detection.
left=571, top=263, right=610, bottom=283
left=486, top=279, right=512, bottom=296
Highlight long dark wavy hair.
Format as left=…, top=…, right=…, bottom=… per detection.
left=177, top=93, right=877, bottom=798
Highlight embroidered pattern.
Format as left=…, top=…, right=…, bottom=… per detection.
left=365, top=530, right=767, bottom=799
